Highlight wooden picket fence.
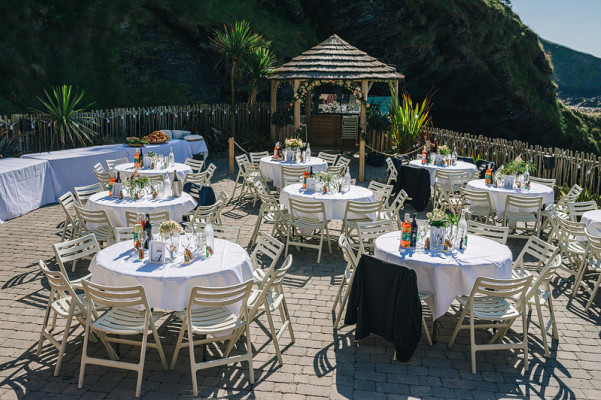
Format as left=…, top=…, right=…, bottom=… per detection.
left=0, top=102, right=272, bottom=154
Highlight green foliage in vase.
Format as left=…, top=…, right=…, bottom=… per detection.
left=34, top=85, right=96, bottom=148
left=387, top=92, right=432, bottom=154
left=498, top=155, right=536, bottom=175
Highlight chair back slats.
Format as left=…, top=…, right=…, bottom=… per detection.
left=436, top=170, right=469, bottom=192
left=82, top=280, right=148, bottom=309
left=344, top=200, right=382, bottom=220
left=251, top=233, right=285, bottom=270
left=389, top=190, right=409, bottom=215
left=184, top=171, right=210, bottom=186
left=249, top=151, right=270, bottom=163
left=326, top=165, right=345, bottom=177
left=289, top=198, right=326, bottom=219
left=213, top=225, right=241, bottom=243
left=529, top=176, right=556, bottom=188
left=356, top=220, right=394, bottom=254
left=39, top=260, right=75, bottom=294
left=367, top=181, right=394, bottom=206
left=386, top=157, right=398, bottom=185
left=93, top=163, right=106, bottom=174
left=470, top=276, right=533, bottom=302
left=147, top=174, right=164, bottom=185
left=59, top=191, right=80, bottom=209
left=114, top=227, right=135, bottom=242
left=525, top=247, right=561, bottom=299
left=567, top=201, right=598, bottom=222
left=184, top=158, right=205, bottom=173
left=53, top=234, right=101, bottom=264
left=125, top=210, right=170, bottom=227
left=514, top=236, right=559, bottom=274
left=317, top=152, right=338, bottom=166
left=281, top=165, right=306, bottom=187
left=504, top=194, right=543, bottom=212
left=188, top=280, right=253, bottom=309
left=190, top=202, right=221, bottom=227
left=74, top=183, right=102, bottom=204
left=205, top=163, right=217, bottom=185
left=74, top=206, right=112, bottom=225
left=466, top=221, right=509, bottom=244
left=558, top=218, right=587, bottom=239
left=335, top=155, right=351, bottom=168
left=105, top=158, right=129, bottom=172
left=461, top=187, right=493, bottom=204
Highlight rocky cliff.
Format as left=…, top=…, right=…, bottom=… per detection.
left=0, top=0, right=599, bottom=152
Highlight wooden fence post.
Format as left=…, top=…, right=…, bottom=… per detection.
left=359, top=138, right=365, bottom=182
left=229, top=136, right=234, bottom=174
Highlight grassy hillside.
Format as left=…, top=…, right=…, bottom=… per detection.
left=0, top=0, right=599, bottom=153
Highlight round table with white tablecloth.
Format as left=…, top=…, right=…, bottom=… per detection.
left=375, top=232, right=513, bottom=320
left=259, top=156, right=328, bottom=189
left=465, top=179, right=554, bottom=217
left=582, top=210, right=601, bottom=237
left=279, top=183, right=376, bottom=221
left=89, top=238, right=253, bottom=311
left=409, top=159, right=478, bottom=186
left=86, top=191, right=197, bottom=227
left=114, top=162, right=192, bottom=182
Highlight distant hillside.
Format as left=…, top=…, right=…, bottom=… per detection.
left=541, top=39, right=601, bottom=101
left=0, top=0, right=599, bottom=153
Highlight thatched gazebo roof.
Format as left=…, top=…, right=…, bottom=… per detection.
left=268, top=34, right=404, bottom=81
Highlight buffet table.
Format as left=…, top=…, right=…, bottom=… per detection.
left=0, top=157, right=61, bottom=223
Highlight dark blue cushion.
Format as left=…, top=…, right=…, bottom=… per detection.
left=183, top=183, right=216, bottom=206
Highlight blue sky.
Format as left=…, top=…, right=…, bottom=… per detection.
left=511, top=0, right=601, bottom=58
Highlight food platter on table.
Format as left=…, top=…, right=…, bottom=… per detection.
left=125, top=137, right=147, bottom=147
left=143, top=130, right=171, bottom=145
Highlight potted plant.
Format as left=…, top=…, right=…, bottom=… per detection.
left=497, top=155, right=536, bottom=188
left=387, top=93, right=432, bottom=155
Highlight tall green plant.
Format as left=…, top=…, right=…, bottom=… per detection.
left=246, top=47, right=276, bottom=109
left=387, top=93, right=432, bottom=154
left=211, top=20, right=266, bottom=138
left=35, top=85, right=95, bottom=148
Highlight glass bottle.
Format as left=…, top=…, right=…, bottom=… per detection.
left=458, top=212, right=468, bottom=250
left=168, top=147, right=175, bottom=167
left=306, top=143, right=311, bottom=162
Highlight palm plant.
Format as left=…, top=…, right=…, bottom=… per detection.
left=211, top=20, right=266, bottom=138
left=246, top=46, right=277, bottom=110
left=35, top=85, right=96, bottom=148
left=387, top=92, right=432, bottom=154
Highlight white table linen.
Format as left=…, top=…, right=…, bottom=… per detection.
left=279, top=183, right=376, bottom=221
left=259, top=156, right=328, bottom=189
left=121, top=139, right=193, bottom=163
left=409, top=159, right=478, bottom=186
left=582, top=210, right=601, bottom=237
left=22, top=145, right=131, bottom=195
left=466, top=179, right=554, bottom=217
left=86, top=191, right=197, bottom=227
left=89, top=238, right=253, bottom=311
left=375, top=232, right=513, bottom=319
left=0, top=158, right=61, bottom=223
left=187, top=139, right=209, bottom=159
left=114, top=162, right=192, bottom=182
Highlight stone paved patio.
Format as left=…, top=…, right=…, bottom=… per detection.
left=1, top=158, right=601, bottom=399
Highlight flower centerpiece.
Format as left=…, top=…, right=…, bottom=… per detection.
left=497, top=155, right=535, bottom=188
left=285, top=137, right=304, bottom=150
left=315, top=171, right=335, bottom=193
left=437, top=144, right=451, bottom=156
left=426, top=209, right=450, bottom=250
left=159, top=220, right=184, bottom=258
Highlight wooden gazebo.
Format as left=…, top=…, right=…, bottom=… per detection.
left=267, top=34, right=404, bottom=145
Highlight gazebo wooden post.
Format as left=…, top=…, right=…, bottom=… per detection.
left=293, top=79, right=301, bottom=133
left=270, top=80, right=278, bottom=142
left=359, top=79, right=369, bottom=182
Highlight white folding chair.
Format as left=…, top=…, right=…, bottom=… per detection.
left=58, top=191, right=81, bottom=241
left=386, top=157, right=398, bottom=185
left=183, top=171, right=210, bottom=187
left=542, top=204, right=569, bottom=244
left=105, top=157, right=128, bottom=172
left=79, top=281, right=167, bottom=398
left=247, top=254, right=294, bottom=365
left=502, top=195, right=543, bottom=239
left=512, top=235, right=560, bottom=278
left=205, top=163, right=217, bottom=186
left=114, top=227, right=135, bottom=242
left=93, top=162, right=107, bottom=175
left=341, top=116, right=358, bottom=144
left=380, top=189, right=410, bottom=230
left=461, top=187, right=495, bottom=224
left=93, top=165, right=111, bottom=190
left=356, top=220, right=394, bottom=255
left=74, top=206, right=115, bottom=246
left=232, top=154, right=250, bottom=200
left=326, top=165, right=345, bottom=178
left=188, top=202, right=221, bottom=228
left=251, top=191, right=290, bottom=245
left=342, top=200, right=383, bottom=247
left=335, top=155, right=351, bottom=174
left=448, top=275, right=533, bottom=374
left=318, top=152, right=338, bottom=166
left=125, top=210, right=170, bottom=227
left=170, top=281, right=255, bottom=396
left=184, top=157, right=205, bottom=173
left=251, top=233, right=285, bottom=285
left=37, top=260, right=97, bottom=376
left=580, top=232, right=601, bottom=312
left=213, top=225, right=241, bottom=243
left=285, top=198, right=332, bottom=264
left=74, top=183, right=102, bottom=205
left=240, top=162, right=267, bottom=206
left=332, top=235, right=360, bottom=329
left=567, top=201, right=598, bottom=222
left=367, top=181, right=394, bottom=210
left=467, top=221, right=509, bottom=244
left=556, top=184, right=583, bottom=214
left=557, top=218, right=588, bottom=297
left=53, top=234, right=100, bottom=286
left=147, top=174, right=164, bottom=186
left=250, top=151, right=270, bottom=163
left=215, top=190, right=230, bottom=225
left=436, top=170, right=469, bottom=195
